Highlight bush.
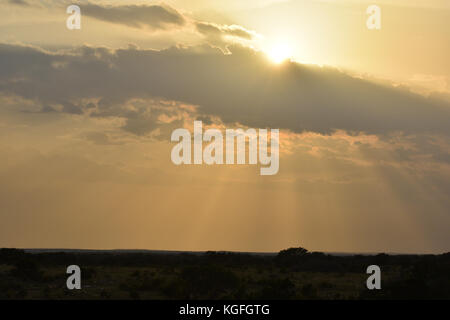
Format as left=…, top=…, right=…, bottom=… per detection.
left=179, top=265, right=239, bottom=298
left=10, top=259, right=43, bottom=281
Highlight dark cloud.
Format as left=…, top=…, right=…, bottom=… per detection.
left=84, top=131, right=123, bottom=145
left=40, top=105, right=56, bottom=113
left=0, top=43, right=449, bottom=137
left=82, top=3, right=185, bottom=30
left=7, top=0, right=29, bottom=6
left=195, top=115, right=214, bottom=125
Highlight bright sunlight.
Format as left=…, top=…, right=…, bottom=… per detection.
left=268, top=43, right=292, bottom=64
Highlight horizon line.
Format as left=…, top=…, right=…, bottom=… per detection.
left=2, top=247, right=447, bottom=256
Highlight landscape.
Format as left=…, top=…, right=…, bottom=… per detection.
left=1, top=0, right=449, bottom=303
left=1, top=247, right=449, bottom=300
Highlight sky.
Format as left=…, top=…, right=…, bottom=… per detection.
left=0, top=0, right=449, bottom=253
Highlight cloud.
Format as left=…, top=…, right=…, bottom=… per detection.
left=7, top=0, right=29, bottom=6
left=195, top=21, right=257, bottom=40
left=194, top=21, right=260, bottom=52
left=81, top=3, right=186, bottom=30
left=5, top=1, right=186, bottom=30
left=0, top=43, right=449, bottom=138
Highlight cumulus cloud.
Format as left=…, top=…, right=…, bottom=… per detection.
left=80, top=2, right=258, bottom=47
left=81, top=3, right=185, bottom=30
left=1, top=43, right=449, bottom=138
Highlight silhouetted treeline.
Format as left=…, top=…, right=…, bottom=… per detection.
left=0, top=247, right=449, bottom=299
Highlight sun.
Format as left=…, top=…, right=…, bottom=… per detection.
left=268, top=43, right=292, bottom=64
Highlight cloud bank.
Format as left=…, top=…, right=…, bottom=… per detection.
left=0, top=43, right=449, bottom=137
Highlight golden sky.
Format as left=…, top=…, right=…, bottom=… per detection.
left=0, top=0, right=449, bottom=253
